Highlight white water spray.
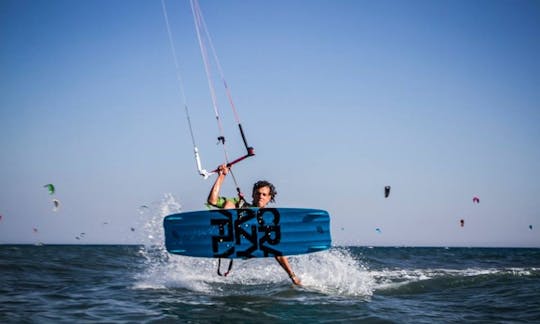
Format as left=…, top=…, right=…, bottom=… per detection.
left=134, top=194, right=375, bottom=296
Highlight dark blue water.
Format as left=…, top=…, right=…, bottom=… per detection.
left=1, top=245, right=539, bottom=323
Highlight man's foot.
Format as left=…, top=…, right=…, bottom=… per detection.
left=290, top=273, right=302, bottom=286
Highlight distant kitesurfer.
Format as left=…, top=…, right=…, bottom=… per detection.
left=384, top=186, right=391, bottom=198
left=207, top=163, right=302, bottom=286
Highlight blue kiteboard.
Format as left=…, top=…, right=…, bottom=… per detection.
left=163, top=208, right=331, bottom=258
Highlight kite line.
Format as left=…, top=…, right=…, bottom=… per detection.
left=161, top=0, right=255, bottom=195
left=161, top=0, right=210, bottom=178
left=190, top=0, right=255, bottom=175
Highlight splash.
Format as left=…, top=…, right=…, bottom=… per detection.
left=135, top=193, right=229, bottom=292
left=134, top=196, right=375, bottom=297
left=292, top=248, right=375, bottom=297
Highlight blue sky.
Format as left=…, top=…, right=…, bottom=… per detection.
left=1, top=0, right=539, bottom=247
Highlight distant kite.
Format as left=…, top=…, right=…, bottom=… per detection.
left=44, top=184, right=55, bottom=195
left=460, top=219, right=464, bottom=227
left=33, top=227, right=39, bottom=233
left=384, top=186, right=391, bottom=198
left=52, top=199, right=60, bottom=212
left=138, top=205, right=150, bottom=215
left=375, top=227, right=382, bottom=234
left=529, top=225, right=533, bottom=230
left=472, top=196, right=480, bottom=204
left=130, top=227, right=135, bottom=232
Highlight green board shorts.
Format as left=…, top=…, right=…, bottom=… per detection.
left=207, top=196, right=240, bottom=209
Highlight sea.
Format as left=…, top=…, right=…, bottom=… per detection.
left=1, top=244, right=539, bottom=323
left=1, top=195, right=539, bottom=323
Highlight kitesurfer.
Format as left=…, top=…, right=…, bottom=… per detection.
left=207, top=164, right=302, bottom=286
left=384, top=186, right=391, bottom=198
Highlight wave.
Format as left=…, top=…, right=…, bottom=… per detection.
left=371, top=266, right=539, bottom=295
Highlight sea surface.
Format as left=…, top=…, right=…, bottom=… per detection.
left=1, top=244, right=539, bottom=323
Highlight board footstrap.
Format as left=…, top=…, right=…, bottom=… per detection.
left=217, top=258, right=234, bottom=277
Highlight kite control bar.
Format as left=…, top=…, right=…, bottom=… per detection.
left=209, top=148, right=255, bottom=174
left=224, top=147, right=255, bottom=168
left=195, top=147, right=255, bottom=179
left=194, top=124, right=255, bottom=179
left=208, top=123, right=255, bottom=175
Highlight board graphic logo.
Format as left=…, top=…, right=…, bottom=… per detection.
left=210, top=208, right=282, bottom=258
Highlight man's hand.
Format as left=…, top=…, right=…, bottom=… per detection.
left=217, top=163, right=230, bottom=176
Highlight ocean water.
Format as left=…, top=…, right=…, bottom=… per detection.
left=1, top=196, right=539, bottom=323
left=1, top=245, right=539, bottom=323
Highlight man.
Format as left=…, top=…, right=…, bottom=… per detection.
left=207, top=164, right=301, bottom=285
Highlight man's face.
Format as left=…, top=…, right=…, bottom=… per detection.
left=253, top=186, right=272, bottom=208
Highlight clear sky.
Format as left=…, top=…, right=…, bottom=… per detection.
left=1, top=0, right=539, bottom=247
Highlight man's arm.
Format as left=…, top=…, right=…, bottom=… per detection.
left=207, top=164, right=236, bottom=209
left=207, top=166, right=227, bottom=206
